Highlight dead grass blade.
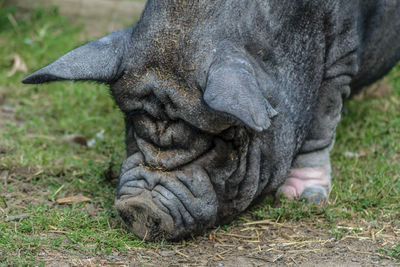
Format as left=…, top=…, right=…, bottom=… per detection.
left=56, top=195, right=91, bottom=204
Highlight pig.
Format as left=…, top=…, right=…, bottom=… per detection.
left=23, top=0, right=400, bottom=241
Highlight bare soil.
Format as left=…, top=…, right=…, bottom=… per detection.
left=0, top=88, right=25, bottom=129
left=0, top=90, right=13, bottom=128
left=38, top=222, right=399, bottom=267
left=4, top=0, right=145, bottom=38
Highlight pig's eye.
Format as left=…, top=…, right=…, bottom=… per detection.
left=126, top=110, right=146, bottom=118
left=260, top=50, right=274, bottom=63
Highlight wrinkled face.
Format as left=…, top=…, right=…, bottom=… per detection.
left=110, top=41, right=254, bottom=241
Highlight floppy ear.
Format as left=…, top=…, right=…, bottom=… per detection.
left=22, top=27, right=133, bottom=84
left=204, top=45, right=277, bottom=132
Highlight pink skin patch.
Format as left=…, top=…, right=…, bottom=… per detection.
left=277, top=167, right=330, bottom=200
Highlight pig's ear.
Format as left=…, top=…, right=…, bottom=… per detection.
left=204, top=50, right=277, bottom=132
left=22, top=28, right=132, bottom=84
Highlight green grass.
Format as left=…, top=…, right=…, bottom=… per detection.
left=0, top=5, right=149, bottom=265
left=0, top=4, right=399, bottom=265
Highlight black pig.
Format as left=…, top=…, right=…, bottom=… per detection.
left=23, top=1, right=400, bottom=241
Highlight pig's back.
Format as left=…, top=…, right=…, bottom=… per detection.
left=351, top=0, right=400, bottom=92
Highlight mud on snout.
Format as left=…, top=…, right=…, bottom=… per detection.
left=115, top=152, right=218, bottom=241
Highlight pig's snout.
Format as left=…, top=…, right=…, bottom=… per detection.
left=115, top=152, right=218, bottom=241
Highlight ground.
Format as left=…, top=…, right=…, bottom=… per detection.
left=0, top=4, right=399, bottom=267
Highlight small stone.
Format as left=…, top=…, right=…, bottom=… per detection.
left=159, top=251, right=175, bottom=257
left=367, top=220, right=378, bottom=228
left=85, top=203, right=98, bottom=217
left=1, top=106, right=16, bottom=113
left=371, top=259, right=379, bottom=264
left=64, top=135, right=88, bottom=146
left=325, top=244, right=334, bottom=248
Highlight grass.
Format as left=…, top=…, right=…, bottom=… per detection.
left=0, top=4, right=399, bottom=265
left=0, top=5, right=149, bottom=266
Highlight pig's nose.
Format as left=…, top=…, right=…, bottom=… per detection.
left=115, top=154, right=218, bottom=241
left=115, top=191, right=174, bottom=241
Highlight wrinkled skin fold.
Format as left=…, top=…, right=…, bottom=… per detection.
left=23, top=0, right=400, bottom=241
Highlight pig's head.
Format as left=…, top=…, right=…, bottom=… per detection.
left=23, top=1, right=328, bottom=240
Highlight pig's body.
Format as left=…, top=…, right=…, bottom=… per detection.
left=352, top=1, right=400, bottom=91
left=23, top=0, right=400, bottom=241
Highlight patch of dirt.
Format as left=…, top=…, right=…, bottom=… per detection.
left=354, top=78, right=393, bottom=100
left=0, top=167, right=52, bottom=216
left=0, top=87, right=25, bottom=128
left=34, top=218, right=400, bottom=266
left=4, top=0, right=145, bottom=38
left=0, top=106, right=16, bottom=127
left=0, top=90, right=6, bottom=105
left=0, top=89, right=16, bottom=127
left=0, top=146, right=12, bottom=154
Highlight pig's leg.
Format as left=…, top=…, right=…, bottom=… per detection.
left=277, top=145, right=332, bottom=203
left=277, top=80, right=348, bottom=203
